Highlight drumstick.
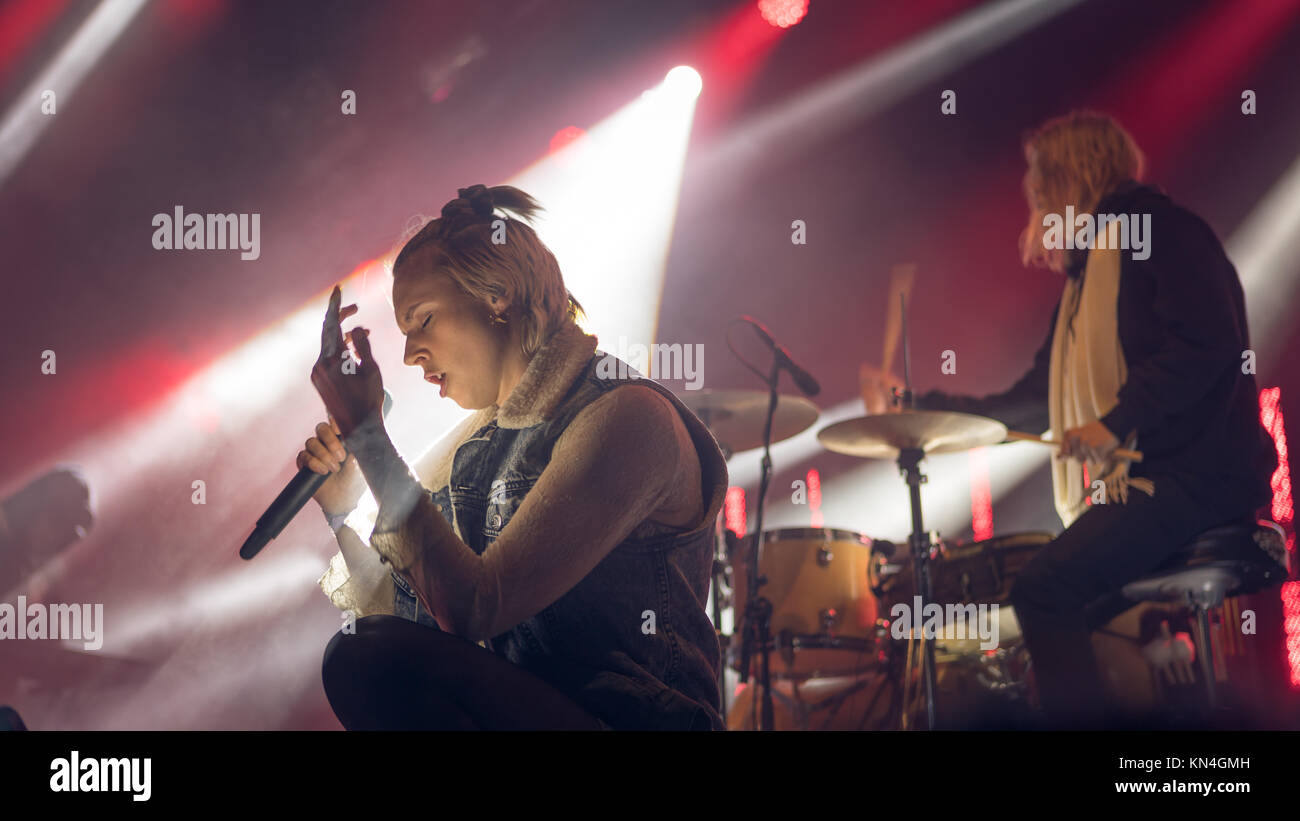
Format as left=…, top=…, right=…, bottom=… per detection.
left=1005, top=430, right=1143, bottom=462
left=880, top=263, right=915, bottom=376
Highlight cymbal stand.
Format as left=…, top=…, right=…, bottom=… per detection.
left=893, top=291, right=939, bottom=730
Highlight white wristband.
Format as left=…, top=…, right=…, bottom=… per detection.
left=324, top=509, right=351, bottom=533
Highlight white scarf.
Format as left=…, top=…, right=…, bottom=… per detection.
left=1046, top=245, right=1154, bottom=527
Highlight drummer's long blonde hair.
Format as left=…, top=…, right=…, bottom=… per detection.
left=1018, top=111, right=1146, bottom=274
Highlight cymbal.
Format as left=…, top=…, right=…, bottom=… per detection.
left=677, top=389, right=820, bottom=455
left=817, top=411, right=1007, bottom=459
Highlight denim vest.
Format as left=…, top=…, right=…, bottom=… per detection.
left=391, top=351, right=728, bottom=730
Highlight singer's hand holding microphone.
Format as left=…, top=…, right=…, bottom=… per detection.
left=296, top=416, right=367, bottom=518
left=301, top=287, right=376, bottom=518
left=239, top=285, right=389, bottom=559
left=305, top=285, right=386, bottom=518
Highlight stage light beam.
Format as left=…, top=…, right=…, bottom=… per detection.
left=0, top=0, right=149, bottom=188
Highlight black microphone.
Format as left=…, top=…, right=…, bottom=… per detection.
left=743, top=316, right=821, bottom=397
left=239, top=391, right=393, bottom=560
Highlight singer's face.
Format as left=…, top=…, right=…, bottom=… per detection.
left=392, top=248, right=512, bottom=410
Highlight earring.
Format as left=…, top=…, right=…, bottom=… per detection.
left=489, top=296, right=508, bottom=325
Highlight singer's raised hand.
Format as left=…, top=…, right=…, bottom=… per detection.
left=311, top=285, right=385, bottom=436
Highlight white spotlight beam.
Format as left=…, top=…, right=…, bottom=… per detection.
left=349, top=72, right=702, bottom=537
left=698, top=0, right=1082, bottom=179
left=0, top=0, right=149, bottom=187
left=1227, top=151, right=1300, bottom=366
left=509, top=70, right=700, bottom=355
left=725, top=397, right=1050, bottom=538
left=101, top=551, right=325, bottom=654
left=773, top=442, right=1049, bottom=540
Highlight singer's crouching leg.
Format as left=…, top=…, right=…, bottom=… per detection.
left=321, top=614, right=607, bottom=730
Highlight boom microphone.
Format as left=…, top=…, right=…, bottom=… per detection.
left=742, top=316, right=821, bottom=397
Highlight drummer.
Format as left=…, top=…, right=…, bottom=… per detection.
left=861, top=111, right=1276, bottom=727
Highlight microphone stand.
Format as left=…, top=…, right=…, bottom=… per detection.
left=736, top=356, right=781, bottom=730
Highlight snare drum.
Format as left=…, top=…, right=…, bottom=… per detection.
left=730, top=527, right=882, bottom=678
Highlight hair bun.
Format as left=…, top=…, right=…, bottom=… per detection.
left=454, top=184, right=495, bottom=219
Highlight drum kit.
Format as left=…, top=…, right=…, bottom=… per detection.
left=680, top=276, right=1229, bottom=730
left=686, top=288, right=1071, bottom=731
left=683, top=387, right=1044, bottom=730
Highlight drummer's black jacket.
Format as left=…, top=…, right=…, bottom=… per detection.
left=918, top=180, right=1277, bottom=511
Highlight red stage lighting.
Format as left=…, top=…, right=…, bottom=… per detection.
left=806, top=467, right=822, bottom=528
left=725, top=486, right=747, bottom=538
left=758, top=0, right=808, bottom=29
left=1259, top=386, right=1299, bottom=688
left=549, top=125, right=586, bottom=154
left=969, top=447, right=993, bottom=542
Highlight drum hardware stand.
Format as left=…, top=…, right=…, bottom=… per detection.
left=711, top=553, right=728, bottom=716
left=711, top=524, right=736, bottom=718
left=759, top=670, right=894, bottom=730
left=704, top=417, right=733, bottom=719
left=690, top=380, right=821, bottom=729
left=892, top=291, right=940, bottom=730
left=736, top=354, right=783, bottom=730
left=897, top=446, right=940, bottom=730
left=817, top=298, right=1011, bottom=729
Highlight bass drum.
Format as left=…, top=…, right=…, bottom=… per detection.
left=726, top=649, right=1037, bottom=730
left=725, top=673, right=897, bottom=731
left=730, top=527, right=883, bottom=679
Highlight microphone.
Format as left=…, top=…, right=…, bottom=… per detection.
left=742, top=316, right=821, bottom=397
left=239, top=390, right=393, bottom=560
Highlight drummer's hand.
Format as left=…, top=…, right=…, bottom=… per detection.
left=1144, top=621, right=1197, bottom=688
left=859, top=363, right=904, bottom=414
left=1060, top=420, right=1119, bottom=463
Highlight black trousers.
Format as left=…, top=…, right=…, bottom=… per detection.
left=322, top=614, right=605, bottom=730
left=1008, top=470, right=1258, bottom=728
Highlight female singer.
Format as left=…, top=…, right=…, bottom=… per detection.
left=300, top=185, right=727, bottom=730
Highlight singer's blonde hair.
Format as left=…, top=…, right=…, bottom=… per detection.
left=1018, top=111, right=1146, bottom=273
left=391, top=185, right=585, bottom=360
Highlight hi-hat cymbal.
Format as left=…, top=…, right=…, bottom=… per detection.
left=818, top=411, right=1007, bottom=459
left=677, top=389, right=820, bottom=455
